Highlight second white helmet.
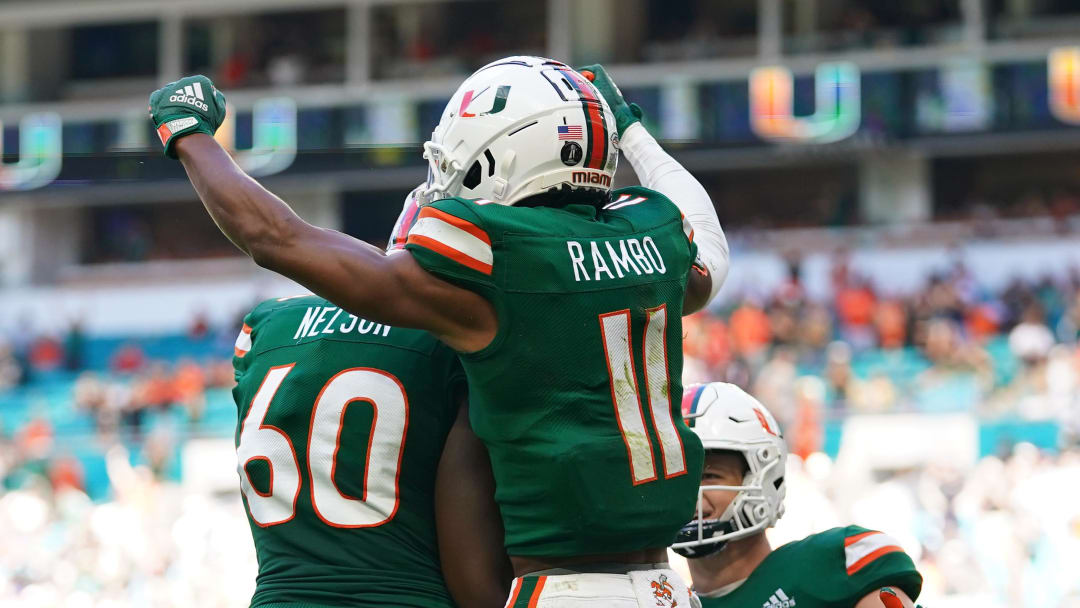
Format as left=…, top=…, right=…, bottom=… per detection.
left=672, top=382, right=788, bottom=558
left=418, top=56, right=619, bottom=207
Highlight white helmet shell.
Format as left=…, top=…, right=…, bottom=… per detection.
left=418, top=56, right=619, bottom=206
left=672, top=382, right=788, bottom=558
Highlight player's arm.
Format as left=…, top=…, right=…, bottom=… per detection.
left=149, top=77, right=495, bottom=352
left=580, top=65, right=729, bottom=314
left=855, top=587, right=916, bottom=608
left=435, top=397, right=513, bottom=608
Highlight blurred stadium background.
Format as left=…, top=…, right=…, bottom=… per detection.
left=1, top=0, right=1079, bottom=606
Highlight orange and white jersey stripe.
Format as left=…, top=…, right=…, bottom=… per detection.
left=234, top=323, right=252, bottom=358
left=680, top=212, right=695, bottom=243
left=406, top=206, right=493, bottom=275
left=845, top=530, right=904, bottom=575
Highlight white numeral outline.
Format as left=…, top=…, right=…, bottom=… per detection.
left=599, top=307, right=687, bottom=486
left=237, top=364, right=302, bottom=527
left=642, top=305, right=687, bottom=479
left=236, top=364, right=408, bottom=528
left=308, top=368, right=409, bottom=528
left=599, top=309, right=657, bottom=485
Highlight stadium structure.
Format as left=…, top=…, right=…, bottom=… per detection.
left=1, top=1, right=1079, bottom=606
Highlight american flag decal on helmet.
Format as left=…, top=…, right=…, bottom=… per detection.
left=557, top=125, right=583, bottom=140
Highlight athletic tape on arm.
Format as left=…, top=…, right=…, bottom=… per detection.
left=620, top=123, right=729, bottom=303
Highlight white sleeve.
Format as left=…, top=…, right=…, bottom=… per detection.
left=619, top=123, right=729, bottom=303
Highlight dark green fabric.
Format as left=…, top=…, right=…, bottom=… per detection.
left=148, top=74, right=227, bottom=158
left=234, top=296, right=464, bottom=608
left=697, top=526, right=923, bottom=608
left=406, top=187, right=703, bottom=558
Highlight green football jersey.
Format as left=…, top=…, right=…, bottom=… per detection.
left=405, top=186, right=705, bottom=557
left=231, top=296, right=465, bottom=608
left=696, top=526, right=923, bottom=608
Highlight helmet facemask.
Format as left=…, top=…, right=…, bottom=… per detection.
left=672, top=453, right=784, bottom=558
left=674, top=383, right=789, bottom=559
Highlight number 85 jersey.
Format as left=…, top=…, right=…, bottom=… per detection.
left=231, top=296, right=465, bottom=608
left=405, top=187, right=705, bottom=558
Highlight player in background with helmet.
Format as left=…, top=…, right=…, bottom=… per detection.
left=149, top=55, right=729, bottom=607
left=674, top=383, right=923, bottom=608
left=230, top=191, right=510, bottom=608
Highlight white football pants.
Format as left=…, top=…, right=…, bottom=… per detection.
left=503, top=568, right=700, bottom=608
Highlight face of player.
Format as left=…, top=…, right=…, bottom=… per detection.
left=698, top=451, right=747, bottom=520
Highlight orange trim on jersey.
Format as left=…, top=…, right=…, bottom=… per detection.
left=235, top=324, right=253, bottom=357
left=241, top=363, right=301, bottom=528
left=845, top=530, right=880, bottom=546
left=527, top=576, right=547, bottom=608
left=418, top=206, right=491, bottom=245
left=680, top=213, right=695, bottom=243
left=407, top=233, right=494, bottom=275
left=846, top=545, right=904, bottom=575
left=243, top=456, right=274, bottom=497
left=503, top=578, right=523, bottom=608
left=643, top=304, right=688, bottom=480
left=598, top=309, right=658, bottom=486
left=306, top=367, right=410, bottom=530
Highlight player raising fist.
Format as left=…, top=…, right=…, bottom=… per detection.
left=150, top=56, right=728, bottom=607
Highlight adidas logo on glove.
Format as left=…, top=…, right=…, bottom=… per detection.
left=169, top=82, right=209, bottom=112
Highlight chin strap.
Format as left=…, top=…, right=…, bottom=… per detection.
left=619, top=122, right=729, bottom=304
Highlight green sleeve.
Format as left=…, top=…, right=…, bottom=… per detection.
left=822, top=526, right=923, bottom=604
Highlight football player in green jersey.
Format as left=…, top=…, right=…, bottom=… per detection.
left=675, top=383, right=924, bottom=608
left=150, top=56, right=729, bottom=606
left=229, top=198, right=510, bottom=608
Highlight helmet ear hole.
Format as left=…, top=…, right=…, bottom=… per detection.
left=463, top=160, right=483, bottom=190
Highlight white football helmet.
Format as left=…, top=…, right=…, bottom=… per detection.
left=672, top=382, right=788, bottom=558
left=417, top=56, right=619, bottom=207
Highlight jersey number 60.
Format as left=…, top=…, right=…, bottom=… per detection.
left=236, top=365, right=408, bottom=528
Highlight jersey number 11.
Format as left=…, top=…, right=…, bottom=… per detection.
left=599, top=304, right=687, bottom=485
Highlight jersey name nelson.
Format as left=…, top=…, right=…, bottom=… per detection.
left=292, top=305, right=393, bottom=340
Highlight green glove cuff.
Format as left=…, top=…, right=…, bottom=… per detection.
left=154, top=115, right=215, bottom=159
left=618, top=102, right=644, bottom=136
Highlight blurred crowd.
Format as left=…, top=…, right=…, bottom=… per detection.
left=0, top=446, right=256, bottom=608
left=684, top=254, right=1080, bottom=456
left=0, top=314, right=236, bottom=501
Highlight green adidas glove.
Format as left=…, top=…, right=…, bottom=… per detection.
left=148, top=75, right=227, bottom=159
left=577, top=64, right=644, bottom=137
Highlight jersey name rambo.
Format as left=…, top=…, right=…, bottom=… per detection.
left=405, top=186, right=705, bottom=557
left=232, top=296, right=464, bottom=608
